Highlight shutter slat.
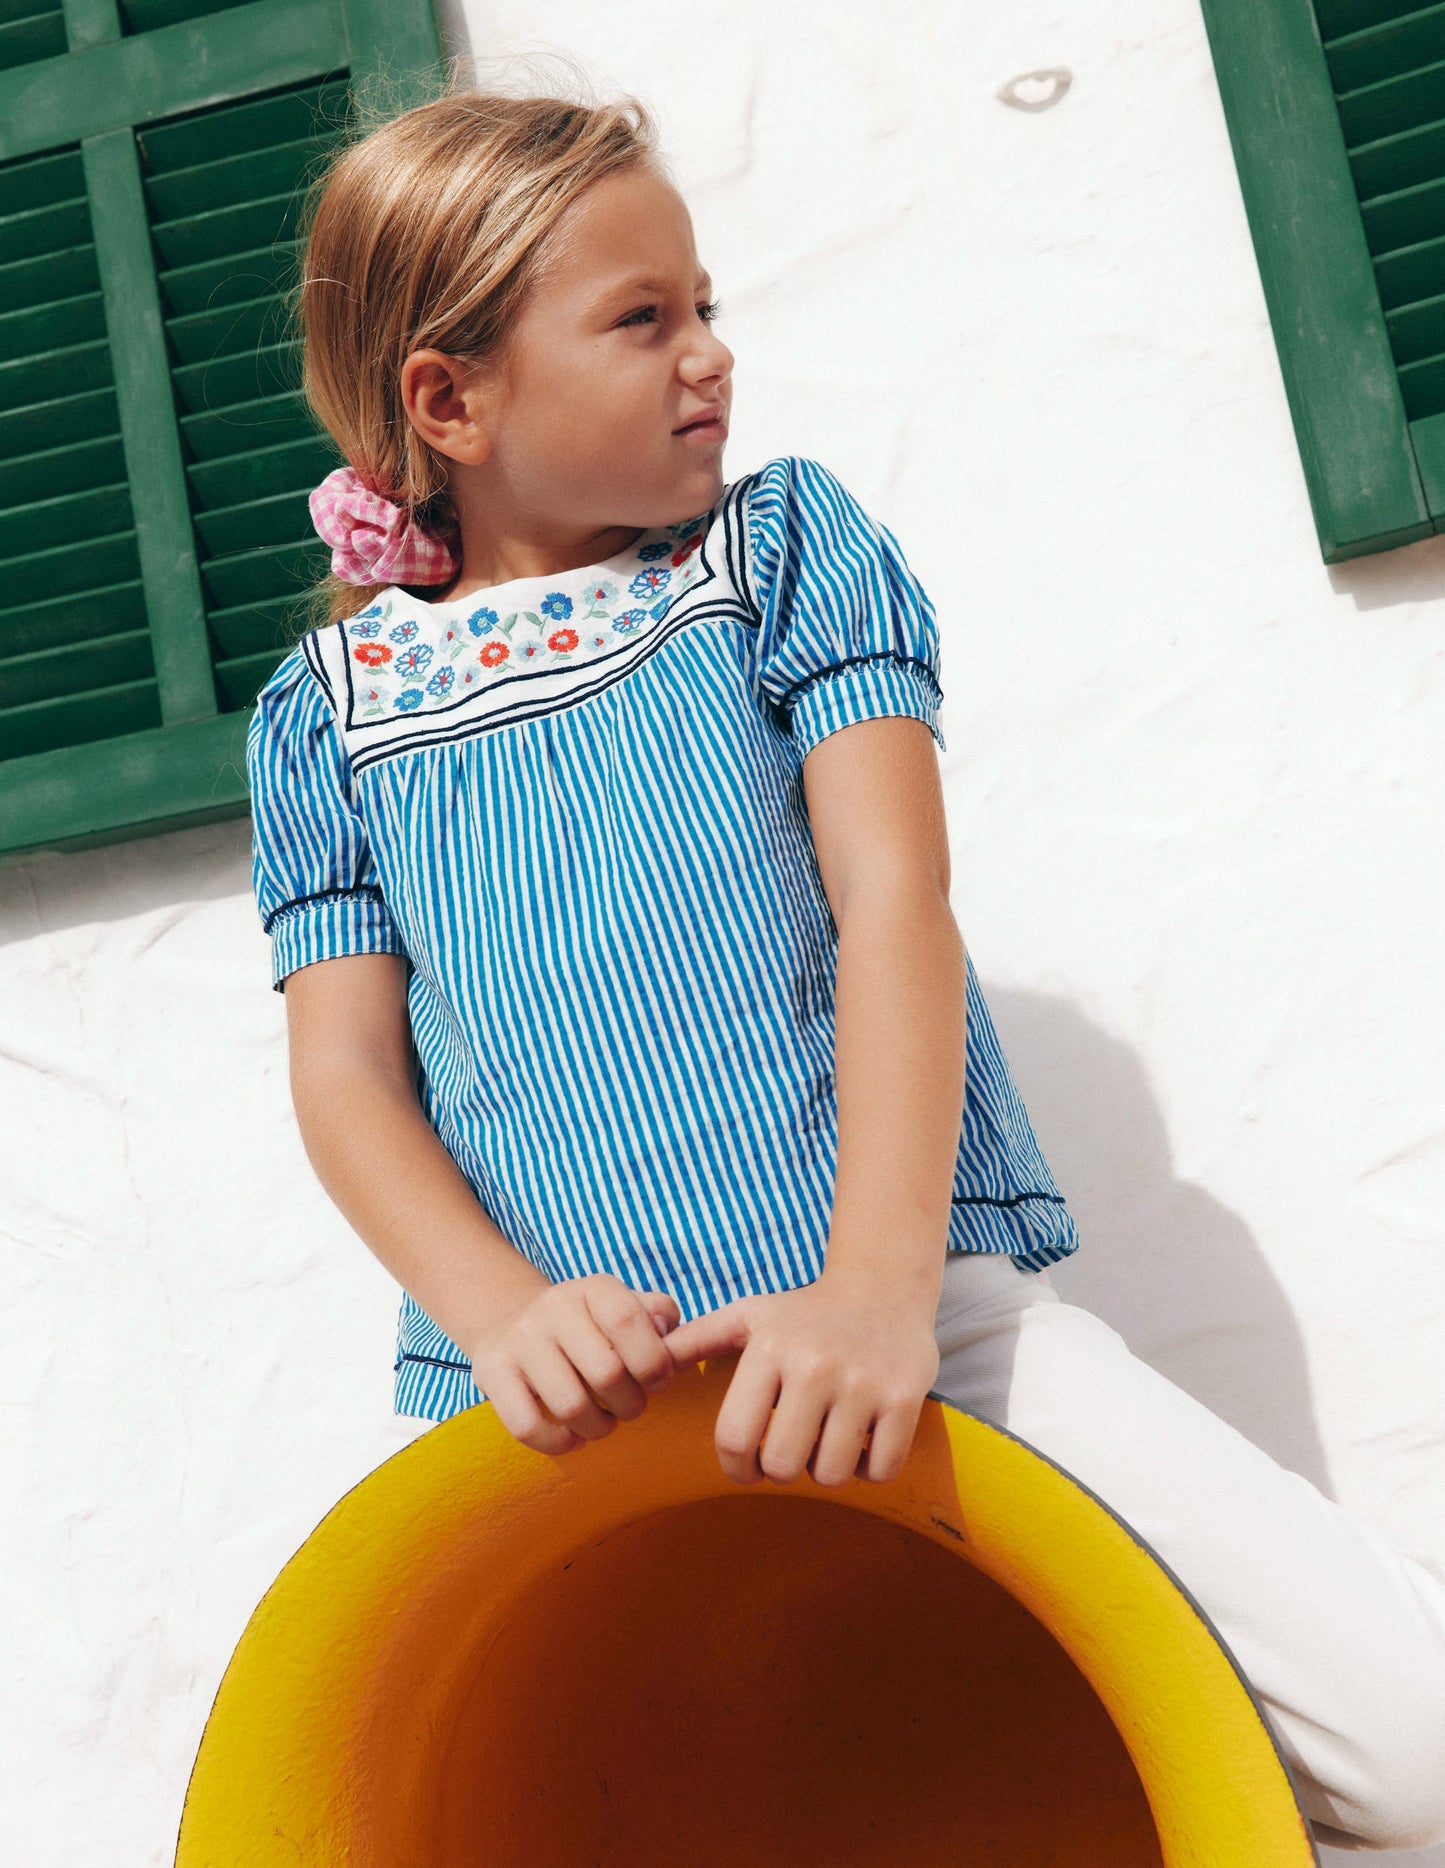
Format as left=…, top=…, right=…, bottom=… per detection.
left=1322, top=3, right=1445, bottom=92
left=171, top=335, right=299, bottom=413
left=178, top=385, right=311, bottom=460
left=0, top=242, right=100, bottom=312
left=1336, top=56, right=1445, bottom=146
left=0, top=578, right=146, bottom=659
left=0, top=10, right=67, bottom=72
left=0, top=628, right=153, bottom=709
left=1385, top=284, right=1445, bottom=355
left=0, top=383, right=118, bottom=456
left=0, top=428, right=126, bottom=505
left=134, top=71, right=347, bottom=170
left=145, top=130, right=341, bottom=221
left=118, top=0, right=252, bottom=31
left=1315, top=0, right=1434, bottom=39
left=0, top=144, right=82, bottom=212
left=194, top=483, right=311, bottom=555
left=213, top=643, right=291, bottom=708
left=1374, top=227, right=1445, bottom=302
left=0, top=0, right=60, bottom=25
left=155, top=237, right=298, bottom=316
left=168, top=288, right=292, bottom=365
left=149, top=184, right=307, bottom=269
left=198, top=536, right=325, bottom=609
left=9, top=528, right=142, bottom=603
left=0, top=194, right=90, bottom=265
left=0, top=287, right=107, bottom=361
left=0, top=333, right=112, bottom=411
left=0, top=480, right=134, bottom=556
left=1395, top=344, right=1445, bottom=408
left=0, top=676, right=161, bottom=763
left=207, top=590, right=306, bottom=658
left=186, top=430, right=335, bottom=505
left=1359, top=168, right=1445, bottom=250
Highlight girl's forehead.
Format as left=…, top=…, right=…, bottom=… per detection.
left=545, top=166, right=696, bottom=279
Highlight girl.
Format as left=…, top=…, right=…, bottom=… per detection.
left=247, top=81, right=1445, bottom=1852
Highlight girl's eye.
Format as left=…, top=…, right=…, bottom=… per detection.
left=618, top=300, right=723, bottom=329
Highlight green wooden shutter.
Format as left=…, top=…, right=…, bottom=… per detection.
left=0, top=0, right=445, bottom=859
left=1199, top=0, right=1445, bottom=563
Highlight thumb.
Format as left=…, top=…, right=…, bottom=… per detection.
left=662, top=1300, right=750, bottom=1365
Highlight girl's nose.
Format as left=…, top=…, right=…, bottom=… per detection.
left=685, top=331, right=734, bottom=385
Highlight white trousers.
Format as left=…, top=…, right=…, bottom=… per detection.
left=930, top=1252, right=1445, bottom=1854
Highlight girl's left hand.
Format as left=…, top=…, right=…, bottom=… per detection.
left=659, top=1270, right=942, bottom=1487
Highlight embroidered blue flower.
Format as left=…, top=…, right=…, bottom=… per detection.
left=395, top=644, right=433, bottom=678
left=394, top=687, right=424, bottom=712
left=515, top=639, right=546, bottom=663
left=354, top=602, right=384, bottom=619
left=389, top=619, right=420, bottom=644
left=585, top=627, right=612, bottom=651
left=540, top=591, right=574, bottom=621
left=629, top=566, right=670, bottom=597
left=637, top=540, right=672, bottom=561
left=349, top=616, right=383, bottom=638
left=465, top=606, right=500, bottom=637
left=613, top=608, right=647, bottom=634
left=426, top=666, right=455, bottom=697
left=649, top=596, right=673, bottom=620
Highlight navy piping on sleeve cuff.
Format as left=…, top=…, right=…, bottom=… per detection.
left=265, top=887, right=409, bottom=992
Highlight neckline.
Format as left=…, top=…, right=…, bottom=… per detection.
left=383, top=522, right=671, bottom=614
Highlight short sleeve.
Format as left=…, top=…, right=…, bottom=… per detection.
left=742, top=454, right=946, bottom=759
left=246, top=643, right=409, bottom=994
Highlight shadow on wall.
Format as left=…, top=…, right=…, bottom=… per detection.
left=980, top=980, right=1335, bottom=1502
left=2, top=820, right=1336, bottom=1507
left=0, top=816, right=257, bottom=944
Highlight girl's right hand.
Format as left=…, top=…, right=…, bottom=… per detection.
left=467, top=1273, right=683, bottom=1457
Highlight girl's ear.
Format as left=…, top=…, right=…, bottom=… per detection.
left=400, top=347, right=494, bottom=468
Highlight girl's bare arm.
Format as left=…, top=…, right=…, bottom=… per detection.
left=281, top=951, right=679, bottom=1448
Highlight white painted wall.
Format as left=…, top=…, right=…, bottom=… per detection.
left=4, top=2, right=1443, bottom=1859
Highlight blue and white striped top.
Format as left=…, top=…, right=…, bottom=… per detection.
left=247, top=454, right=1079, bottom=1422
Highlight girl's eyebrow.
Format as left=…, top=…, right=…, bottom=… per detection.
left=590, top=270, right=714, bottom=307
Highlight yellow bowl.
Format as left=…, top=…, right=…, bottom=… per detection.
left=176, top=1360, right=1317, bottom=1866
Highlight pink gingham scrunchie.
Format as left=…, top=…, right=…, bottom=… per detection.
left=308, top=464, right=462, bottom=586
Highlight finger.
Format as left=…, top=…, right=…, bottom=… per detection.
left=856, top=1398, right=924, bottom=1484
left=663, top=1301, right=751, bottom=1365
left=525, top=1338, right=620, bottom=1443
left=712, top=1350, right=782, bottom=1486
left=582, top=1285, right=679, bottom=1399
left=557, top=1306, right=653, bottom=1421
left=807, top=1393, right=878, bottom=1487
left=643, top=1291, right=682, bottom=1335
left=486, top=1362, right=588, bottom=1457
left=755, top=1366, right=834, bottom=1487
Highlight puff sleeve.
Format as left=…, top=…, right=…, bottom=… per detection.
left=742, top=454, right=946, bottom=759
left=246, top=643, right=409, bottom=993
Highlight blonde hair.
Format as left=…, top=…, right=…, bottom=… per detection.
left=291, top=58, right=664, bottom=629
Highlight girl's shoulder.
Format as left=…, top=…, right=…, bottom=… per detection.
left=732, top=453, right=887, bottom=555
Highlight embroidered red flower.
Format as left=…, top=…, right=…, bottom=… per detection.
left=479, top=641, right=511, bottom=668
left=547, top=627, right=579, bottom=654
left=354, top=642, right=393, bottom=667
left=671, top=533, right=702, bottom=567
